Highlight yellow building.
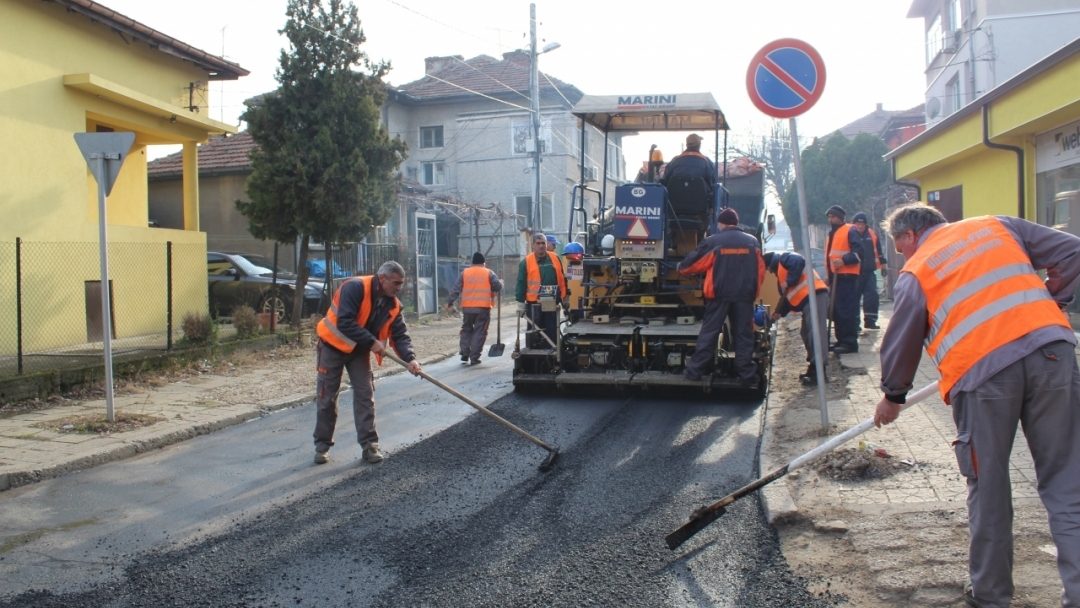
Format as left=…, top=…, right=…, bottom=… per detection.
left=887, top=36, right=1080, bottom=326
left=0, top=0, right=247, bottom=365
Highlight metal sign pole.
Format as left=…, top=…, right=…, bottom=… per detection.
left=789, top=118, right=829, bottom=430
left=93, top=154, right=117, bottom=423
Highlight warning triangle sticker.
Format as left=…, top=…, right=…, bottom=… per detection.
left=627, top=217, right=650, bottom=238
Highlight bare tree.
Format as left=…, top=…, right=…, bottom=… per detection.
left=733, top=119, right=797, bottom=204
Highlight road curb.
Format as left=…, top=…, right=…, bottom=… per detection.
left=0, top=350, right=460, bottom=493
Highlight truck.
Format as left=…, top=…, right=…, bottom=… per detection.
left=512, top=92, right=779, bottom=397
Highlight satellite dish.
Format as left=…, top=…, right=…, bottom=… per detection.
left=926, top=97, right=941, bottom=120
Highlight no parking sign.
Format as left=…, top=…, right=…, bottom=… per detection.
left=746, top=38, right=826, bottom=119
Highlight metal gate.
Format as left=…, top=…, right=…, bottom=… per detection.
left=415, top=213, right=437, bottom=315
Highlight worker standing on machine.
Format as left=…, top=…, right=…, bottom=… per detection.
left=763, top=251, right=829, bottom=385
left=516, top=232, right=566, bottom=349
left=677, top=208, right=765, bottom=386
left=825, top=205, right=862, bottom=353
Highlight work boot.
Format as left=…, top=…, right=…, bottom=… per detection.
left=314, top=451, right=329, bottom=465
left=470, top=358, right=482, bottom=365
left=962, top=581, right=985, bottom=607
left=461, top=354, right=469, bottom=362
left=832, top=344, right=857, bottom=355
left=363, top=444, right=385, bottom=464
left=739, top=374, right=760, bottom=388
left=864, top=321, right=880, bottom=330
left=683, top=369, right=702, bottom=382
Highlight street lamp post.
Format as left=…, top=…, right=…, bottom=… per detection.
left=528, top=3, right=559, bottom=234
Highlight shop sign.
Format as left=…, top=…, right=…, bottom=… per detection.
left=1036, top=118, right=1080, bottom=171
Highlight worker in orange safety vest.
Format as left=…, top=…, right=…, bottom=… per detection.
left=446, top=252, right=503, bottom=364
left=874, top=203, right=1080, bottom=608
left=313, top=261, right=421, bottom=466
left=825, top=205, right=862, bottom=354
left=515, top=232, right=566, bottom=349
left=763, top=251, right=829, bottom=386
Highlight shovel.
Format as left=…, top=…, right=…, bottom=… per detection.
left=383, top=351, right=560, bottom=472
left=665, top=380, right=940, bottom=550
left=488, top=293, right=505, bottom=357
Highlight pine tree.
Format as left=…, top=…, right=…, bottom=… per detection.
left=238, top=0, right=407, bottom=326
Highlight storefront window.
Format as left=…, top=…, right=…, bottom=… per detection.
left=1036, top=119, right=1080, bottom=329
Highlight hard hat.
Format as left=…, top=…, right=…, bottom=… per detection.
left=754, top=305, right=768, bottom=327
left=601, top=234, right=615, bottom=249
left=563, top=241, right=585, bottom=261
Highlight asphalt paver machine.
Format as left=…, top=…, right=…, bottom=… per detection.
left=512, top=92, right=779, bottom=396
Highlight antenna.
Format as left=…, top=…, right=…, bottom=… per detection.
left=486, top=26, right=514, bottom=52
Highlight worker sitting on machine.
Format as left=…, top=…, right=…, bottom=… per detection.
left=660, top=133, right=717, bottom=198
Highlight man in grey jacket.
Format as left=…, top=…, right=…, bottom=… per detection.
left=446, top=252, right=503, bottom=364
left=874, top=203, right=1080, bottom=608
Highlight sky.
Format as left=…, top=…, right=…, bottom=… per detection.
left=107, top=0, right=928, bottom=211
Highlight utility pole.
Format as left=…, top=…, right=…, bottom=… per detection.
left=529, top=3, right=541, bottom=233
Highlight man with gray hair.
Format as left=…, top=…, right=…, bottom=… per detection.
left=873, top=203, right=1080, bottom=608
left=314, top=261, right=422, bottom=465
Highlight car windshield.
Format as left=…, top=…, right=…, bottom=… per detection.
left=235, top=254, right=291, bottom=276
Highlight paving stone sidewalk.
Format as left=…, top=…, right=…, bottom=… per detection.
left=0, top=307, right=513, bottom=492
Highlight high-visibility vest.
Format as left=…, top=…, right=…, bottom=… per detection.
left=905, top=216, right=1070, bottom=403
left=460, top=266, right=495, bottom=308
left=777, top=263, right=827, bottom=308
left=316, top=275, right=401, bottom=365
left=827, top=224, right=861, bottom=276
left=868, top=229, right=883, bottom=270
left=525, top=251, right=567, bottom=302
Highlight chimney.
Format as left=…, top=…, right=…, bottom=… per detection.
left=503, top=50, right=530, bottom=67
left=424, top=55, right=463, bottom=75
left=876, top=103, right=884, bottom=113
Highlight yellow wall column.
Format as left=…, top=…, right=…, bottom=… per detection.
left=182, top=141, right=199, bottom=231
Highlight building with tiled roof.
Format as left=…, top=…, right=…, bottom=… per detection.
left=384, top=52, right=627, bottom=257
left=149, top=132, right=254, bottom=180
left=824, top=103, right=926, bottom=150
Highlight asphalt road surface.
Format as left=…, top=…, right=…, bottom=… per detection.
left=0, top=354, right=834, bottom=607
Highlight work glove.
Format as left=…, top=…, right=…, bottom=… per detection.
left=516, top=302, right=526, bottom=317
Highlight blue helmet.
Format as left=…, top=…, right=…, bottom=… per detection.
left=563, top=241, right=585, bottom=261
left=754, top=305, right=768, bottom=327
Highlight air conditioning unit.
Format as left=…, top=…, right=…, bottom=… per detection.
left=585, top=165, right=600, bottom=182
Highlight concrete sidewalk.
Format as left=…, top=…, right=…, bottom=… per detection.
left=0, top=307, right=515, bottom=492
left=759, top=301, right=1063, bottom=606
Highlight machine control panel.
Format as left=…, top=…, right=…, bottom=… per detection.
left=616, top=239, right=664, bottom=259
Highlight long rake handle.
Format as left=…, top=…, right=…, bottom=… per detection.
left=666, top=381, right=940, bottom=550
left=522, top=312, right=558, bottom=349
left=383, top=351, right=556, bottom=453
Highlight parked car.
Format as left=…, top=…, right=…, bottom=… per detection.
left=207, top=252, right=327, bottom=322
left=305, top=259, right=350, bottom=279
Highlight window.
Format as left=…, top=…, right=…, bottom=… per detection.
left=926, top=14, right=943, bottom=64
left=607, top=141, right=623, bottom=180
left=512, top=120, right=552, bottom=156
left=948, top=0, right=962, bottom=31
left=420, top=126, right=443, bottom=149
left=945, top=75, right=961, bottom=115
left=515, top=193, right=554, bottom=231
left=421, top=162, right=445, bottom=186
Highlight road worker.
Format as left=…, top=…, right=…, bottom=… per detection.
left=660, top=133, right=717, bottom=197
left=516, top=232, right=566, bottom=349
left=873, top=203, right=1080, bottom=608
left=825, top=205, right=862, bottom=353
left=763, top=251, right=829, bottom=385
left=446, top=252, right=503, bottom=365
left=313, top=261, right=421, bottom=465
left=851, top=211, right=888, bottom=329
left=677, top=208, right=765, bottom=385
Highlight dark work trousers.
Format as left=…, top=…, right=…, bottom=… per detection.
left=831, top=275, right=860, bottom=350
left=526, top=303, right=557, bottom=349
left=856, top=270, right=880, bottom=327
left=313, top=340, right=378, bottom=453
left=686, top=299, right=757, bottom=381
left=801, top=290, right=830, bottom=368
left=459, top=308, right=491, bottom=360
left=951, top=340, right=1080, bottom=608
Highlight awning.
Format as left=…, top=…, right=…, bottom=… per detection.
left=572, top=92, right=728, bottom=132
left=65, top=73, right=237, bottom=135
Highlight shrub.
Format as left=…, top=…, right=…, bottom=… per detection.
left=231, top=305, right=262, bottom=339
left=181, top=311, right=219, bottom=347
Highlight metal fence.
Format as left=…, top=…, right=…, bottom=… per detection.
left=0, top=239, right=210, bottom=378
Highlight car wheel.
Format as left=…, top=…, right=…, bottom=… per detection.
left=259, top=291, right=288, bottom=325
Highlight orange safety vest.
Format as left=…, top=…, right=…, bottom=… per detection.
left=868, top=229, right=883, bottom=270
left=777, top=263, right=828, bottom=308
left=525, top=251, right=567, bottom=302
left=316, top=275, right=402, bottom=365
left=460, top=266, right=495, bottom=308
left=905, top=216, right=1070, bottom=403
left=827, top=223, right=861, bottom=276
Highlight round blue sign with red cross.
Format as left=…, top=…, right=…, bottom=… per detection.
left=746, top=39, right=826, bottom=119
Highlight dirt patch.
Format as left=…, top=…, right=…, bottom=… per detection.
left=813, top=446, right=912, bottom=482
left=35, top=411, right=165, bottom=435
